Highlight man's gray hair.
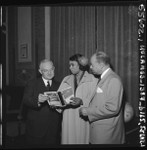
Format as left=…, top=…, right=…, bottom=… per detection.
left=39, top=59, right=54, bottom=69
left=95, top=51, right=110, bottom=65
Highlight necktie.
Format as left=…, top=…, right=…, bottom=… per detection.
left=98, top=76, right=101, bottom=84
left=47, top=81, right=50, bottom=89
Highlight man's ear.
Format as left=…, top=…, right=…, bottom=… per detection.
left=38, top=69, right=42, bottom=74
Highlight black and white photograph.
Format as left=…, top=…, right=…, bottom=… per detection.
left=1, top=0, right=146, bottom=149
left=44, top=91, right=63, bottom=106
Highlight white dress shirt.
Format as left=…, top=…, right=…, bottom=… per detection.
left=42, top=77, right=52, bottom=87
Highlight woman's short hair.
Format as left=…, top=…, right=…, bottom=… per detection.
left=69, top=54, right=89, bottom=72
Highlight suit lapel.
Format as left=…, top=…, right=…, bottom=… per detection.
left=98, top=68, right=114, bottom=88
left=89, top=78, right=99, bottom=104
left=63, top=75, right=75, bottom=89
left=38, top=78, right=46, bottom=88
left=50, top=80, right=56, bottom=91
left=89, top=68, right=114, bottom=104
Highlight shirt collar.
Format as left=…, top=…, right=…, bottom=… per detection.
left=42, top=77, right=52, bottom=86
left=101, top=68, right=110, bottom=79
left=64, top=71, right=93, bottom=85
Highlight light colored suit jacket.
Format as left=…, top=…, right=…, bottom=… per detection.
left=87, top=68, right=125, bottom=144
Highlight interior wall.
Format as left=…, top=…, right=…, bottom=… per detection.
left=6, top=7, right=45, bottom=112
left=7, top=7, right=45, bottom=86
left=15, top=7, right=35, bottom=86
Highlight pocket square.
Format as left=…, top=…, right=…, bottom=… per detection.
left=96, top=87, right=103, bottom=93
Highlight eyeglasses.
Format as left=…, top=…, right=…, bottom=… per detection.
left=41, top=67, right=55, bottom=73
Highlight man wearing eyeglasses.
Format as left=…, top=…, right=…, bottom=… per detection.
left=23, top=59, right=62, bottom=147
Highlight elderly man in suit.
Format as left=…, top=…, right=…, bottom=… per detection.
left=79, top=51, right=125, bottom=144
left=23, top=59, right=62, bottom=147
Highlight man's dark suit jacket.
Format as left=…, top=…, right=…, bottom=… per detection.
left=23, top=77, right=61, bottom=144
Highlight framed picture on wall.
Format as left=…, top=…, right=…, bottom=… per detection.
left=20, top=44, right=28, bottom=59
left=18, top=43, right=31, bottom=62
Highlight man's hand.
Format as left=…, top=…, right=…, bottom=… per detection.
left=69, top=97, right=83, bottom=107
left=38, top=94, right=49, bottom=103
left=79, top=107, right=88, bottom=117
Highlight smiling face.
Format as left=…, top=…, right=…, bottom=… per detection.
left=69, top=60, right=80, bottom=75
left=39, top=61, right=55, bottom=80
left=90, top=54, right=103, bottom=75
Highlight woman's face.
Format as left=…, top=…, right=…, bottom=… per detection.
left=69, top=61, right=80, bottom=75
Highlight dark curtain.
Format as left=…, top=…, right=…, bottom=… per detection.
left=50, top=6, right=139, bottom=116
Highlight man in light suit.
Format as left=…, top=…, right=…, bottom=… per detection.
left=23, top=59, right=62, bottom=147
left=79, top=51, right=125, bottom=144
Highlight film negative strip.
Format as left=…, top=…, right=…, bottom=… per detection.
left=138, top=2, right=146, bottom=147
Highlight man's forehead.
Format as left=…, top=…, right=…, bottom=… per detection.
left=41, top=62, right=53, bottom=68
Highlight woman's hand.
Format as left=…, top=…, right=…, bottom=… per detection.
left=69, top=97, right=83, bottom=107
